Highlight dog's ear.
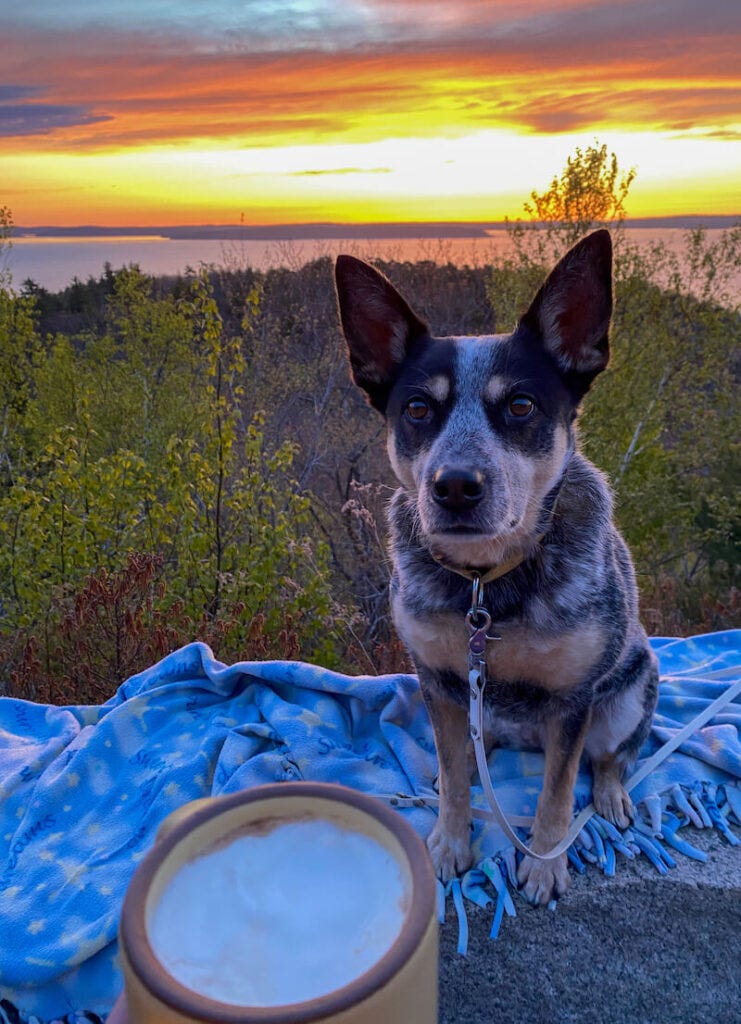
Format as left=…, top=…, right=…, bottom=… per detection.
left=335, top=255, right=428, bottom=412
left=520, top=229, right=613, bottom=391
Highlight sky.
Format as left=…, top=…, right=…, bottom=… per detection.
left=2, top=0, right=740, bottom=227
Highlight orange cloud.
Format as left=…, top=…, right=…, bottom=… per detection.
left=3, top=4, right=739, bottom=151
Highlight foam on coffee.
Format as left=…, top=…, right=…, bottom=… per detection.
left=147, top=817, right=409, bottom=1007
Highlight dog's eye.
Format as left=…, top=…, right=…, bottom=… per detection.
left=405, top=398, right=431, bottom=421
left=508, top=395, right=534, bottom=418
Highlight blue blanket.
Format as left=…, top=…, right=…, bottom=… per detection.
left=0, top=632, right=739, bottom=1021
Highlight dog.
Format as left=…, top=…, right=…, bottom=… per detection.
left=335, top=229, right=659, bottom=905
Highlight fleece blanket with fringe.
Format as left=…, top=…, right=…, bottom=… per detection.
left=0, top=631, right=739, bottom=1023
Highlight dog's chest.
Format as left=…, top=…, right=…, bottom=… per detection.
left=393, top=599, right=605, bottom=694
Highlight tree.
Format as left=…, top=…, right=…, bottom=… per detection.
left=0, top=208, right=42, bottom=494
left=488, top=142, right=636, bottom=334
left=0, top=205, right=13, bottom=290
left=520, top=141, right=635, bottom=249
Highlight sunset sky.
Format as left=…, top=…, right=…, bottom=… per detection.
left=3, top=0, right=740, bottom=227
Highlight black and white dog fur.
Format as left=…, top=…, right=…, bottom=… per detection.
left=335, top=230, right=659, bottom=905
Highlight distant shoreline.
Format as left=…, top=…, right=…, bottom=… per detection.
left=14, top=216, right=739, bottom=241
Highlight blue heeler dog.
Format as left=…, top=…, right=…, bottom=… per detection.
left=335, top=230, right=658, bottom=904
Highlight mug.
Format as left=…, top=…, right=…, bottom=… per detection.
left=119, top=782, right=438, bottom=1023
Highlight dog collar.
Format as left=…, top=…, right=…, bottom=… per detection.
left=429, top=545, right=536, bottom=586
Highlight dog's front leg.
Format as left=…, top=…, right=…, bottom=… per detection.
left=420, top=675, right=473, bottom=881
left=517, top=708, right=590, bottom=905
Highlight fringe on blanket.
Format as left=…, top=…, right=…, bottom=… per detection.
left=0, top=1005, right=104, bottom=1024
left=440, top=780, right=740, bottom=955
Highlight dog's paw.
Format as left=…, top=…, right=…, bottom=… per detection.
left=593, top=779, right=633, bottom=830
left=426, top=823, right=473, bottom=882
left=517, top=852, right=570, bottom=906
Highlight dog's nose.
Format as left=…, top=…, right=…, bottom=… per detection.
left=432, top=467, right=484, bottom=511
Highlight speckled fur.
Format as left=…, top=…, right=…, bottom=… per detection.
left=336, top=231, right=659, bottom=903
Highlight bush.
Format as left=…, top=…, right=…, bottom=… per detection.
left=0, top=269, right=347, bottom=699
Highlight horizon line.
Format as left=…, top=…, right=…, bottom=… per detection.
left=13, top=214, right=741, bottom=242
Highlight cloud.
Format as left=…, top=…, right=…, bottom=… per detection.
left=360, top=0, right=740, bottom=48
left=288, top=167, right=392, bottom=176
left=5, top=1, right=373, bottom=54
left=0, top=85, right=43, bottom=101
left=5, top=0, right=739, bottom=61
left=673, top=127, right=741, bottom=143
left=462, top=83, right=741, bottom=135
left=1, top=0, right=738, bottom=149
left=0, top=100, right=112, bottom=137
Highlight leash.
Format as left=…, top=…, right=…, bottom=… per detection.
left=383, top=571, right=741, bottom=864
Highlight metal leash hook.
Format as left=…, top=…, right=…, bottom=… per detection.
left=465, top=573, right=500, bottom=741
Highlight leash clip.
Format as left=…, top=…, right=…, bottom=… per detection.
left=466, top=574, right=500, bottom=730
left=466, top=573, right=500, bottom=671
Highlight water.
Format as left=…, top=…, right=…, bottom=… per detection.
left=7, top=233, right=509, bottom=290
left=5, top=228, right=738, bottom=298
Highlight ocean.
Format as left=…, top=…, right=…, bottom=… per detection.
left=5, top=228, right=738, bottom=296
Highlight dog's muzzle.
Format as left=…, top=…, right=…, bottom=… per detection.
left=432, top=467, right=484, bottom=512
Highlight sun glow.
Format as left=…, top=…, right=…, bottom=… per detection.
left=6, top=128, right=739, bottom=227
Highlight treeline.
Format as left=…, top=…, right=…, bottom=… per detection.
left=1, top=149, right=738, bottom=703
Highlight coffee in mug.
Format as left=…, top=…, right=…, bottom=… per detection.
left=119, top=782, right=438, bottom=1024
left=147, top=817, right=408, bottom=1006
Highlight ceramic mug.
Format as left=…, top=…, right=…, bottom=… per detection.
left=119, top=782, right=438, bottom=1023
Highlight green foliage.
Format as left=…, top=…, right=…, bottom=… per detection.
left=0, top=265, right=343, bottom=696
left=0, top=205, right=13, bottom=290
left=0, top=291, right=41, bottom=482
